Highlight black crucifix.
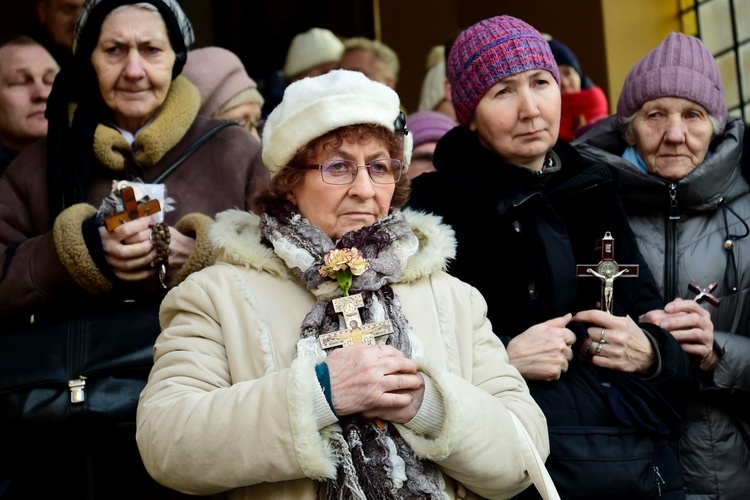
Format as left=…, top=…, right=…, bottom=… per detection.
left=576, top=232, right=639, bottom=314
left=688, top=281, right=721, bottom=308
left=103, top=186, right=161, bottom=232
left=319, top=293, right=393, bottom=349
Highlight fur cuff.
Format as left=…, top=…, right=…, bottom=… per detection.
left=168, top=213, right=217, bottom=288
left=288, top=352, right=338, bottom=480
left=53, top=203, right=115, bottom=293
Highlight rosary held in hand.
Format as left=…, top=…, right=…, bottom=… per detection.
left=149, top=222, right=170, bottom=289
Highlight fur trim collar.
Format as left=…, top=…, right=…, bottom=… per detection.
left=209, top=208, right=456, bottom=283
left=92, top=76, right=200, bottom=171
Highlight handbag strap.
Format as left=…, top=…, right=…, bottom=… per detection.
left=154, top=120, right=238, bottom=184
left=509, top=412, right=561, bottom=500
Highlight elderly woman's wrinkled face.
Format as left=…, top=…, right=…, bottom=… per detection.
left=628, top=97, right=714, bottom=180
left=90, top=7, right=176, bottom=133
left=286, top=135, right=396, bottom=240
left=470, top=69, right=561, bottom=171
left=216, top=102, right=262, bottom=140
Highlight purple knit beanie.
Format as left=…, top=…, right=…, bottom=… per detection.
left=448, top=15, right=560, bottom=128
left=617, top=32, right=727, bottom=133
left=406, top=111, right=457, bottom=147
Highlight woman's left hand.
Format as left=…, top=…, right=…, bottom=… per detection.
left=573, top=309, right=656, bottom=375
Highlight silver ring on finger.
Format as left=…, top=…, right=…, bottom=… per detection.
left=595, top=342, right=605, bottom=355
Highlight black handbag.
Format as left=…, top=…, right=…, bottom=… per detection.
left=0, top=299, right=161, bottom=425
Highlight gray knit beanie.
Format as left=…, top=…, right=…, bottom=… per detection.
left=616, top=32, right=727, bottom=133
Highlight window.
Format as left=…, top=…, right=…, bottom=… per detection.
left=680, top=0, right=750, bottom=124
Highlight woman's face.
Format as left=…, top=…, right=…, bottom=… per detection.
left=286, top=135, right=396, bottom=240
left=216, top=102, right=262, bottom=140
left=628, top=97, right=714, bottom=180
left=558, top=64, right=581, bottom=94
left=90, top=7, right=175, bottom=133
left=470, top=69, right=561, bottom=171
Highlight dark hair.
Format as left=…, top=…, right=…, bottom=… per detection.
left=0, top=35, right=41, bottom=51
left=254, top=124, right=411, bottom=214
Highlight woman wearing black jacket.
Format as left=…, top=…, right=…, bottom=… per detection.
left=409, top=15, right=692, bottom=500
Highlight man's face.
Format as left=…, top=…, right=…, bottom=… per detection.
left=36, top=0, right=85, bottom=49
left=0, top=43, right=59, bottom=150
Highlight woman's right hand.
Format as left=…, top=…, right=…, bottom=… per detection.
left=325, top=344, right=424, bottom=423
left=99, top=217, right=158, bottom=281
left=506, top=313, right=576, bottom=381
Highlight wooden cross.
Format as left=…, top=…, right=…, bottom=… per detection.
left=576, top=232, right=639, bottom=314
left=103, top=185, right=161, bottom=232
left=688, top=281, right=721, bottom=308
left=319, top=293, right=393, bottom=349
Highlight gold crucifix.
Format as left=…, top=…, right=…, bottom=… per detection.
left=319, top=293, right=393, bottom=349
left=576, top=232, right=639, bottom=314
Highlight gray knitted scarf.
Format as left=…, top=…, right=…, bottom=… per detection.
left=260, top=203, right=444, bottom=500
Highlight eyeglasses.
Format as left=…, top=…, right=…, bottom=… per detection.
left=306, top=158, right=404, bottom=185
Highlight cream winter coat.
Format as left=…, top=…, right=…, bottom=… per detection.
left=136, top=208, right=549, bottom=499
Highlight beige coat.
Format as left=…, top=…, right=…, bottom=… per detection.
left=136, top=209, right=549, bottom=499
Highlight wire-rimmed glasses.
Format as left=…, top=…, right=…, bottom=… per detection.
left=305, top=158, right=404, bottom=185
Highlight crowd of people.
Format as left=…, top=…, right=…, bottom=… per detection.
left=0, top=2, right=747, bottom=499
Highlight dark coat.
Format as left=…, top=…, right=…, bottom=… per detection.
left=409, top=127, right=692, bottom=499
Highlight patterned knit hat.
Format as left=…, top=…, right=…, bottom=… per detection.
left=617, top=32, right=727, bottom=133
left=448, top=15, right=560, bottom=127
left=262, top=69, right=412, bottom=175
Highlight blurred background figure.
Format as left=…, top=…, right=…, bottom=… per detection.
left=340, top=36, right=399, bottom=90
left=404, top=110, right=455, bottom=180
left=545, top=35, right=609, bottom=142
left=183, top=46, right=265, bottom=141
left=417, top=45, right=456, bottom=121
left=29, top=0, right=84, bottom=69
left=283, top=27, right=344, bottom=83
left=0, top=34, right=59, bottom=174
left=262, top=26, right=343, bottom=120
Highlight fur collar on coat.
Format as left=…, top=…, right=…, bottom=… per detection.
left=208, top=208, right=456, bottom=284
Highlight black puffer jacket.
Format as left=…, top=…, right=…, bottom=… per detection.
left=409, top=127, right=692, bottom=499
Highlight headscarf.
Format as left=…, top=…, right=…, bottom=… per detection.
left=45, top=0, right=194, bottom=220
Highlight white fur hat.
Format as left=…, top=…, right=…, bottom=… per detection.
left=262, top=69, right=412, bottom=176
left=283, top=28, right=344, bottom=79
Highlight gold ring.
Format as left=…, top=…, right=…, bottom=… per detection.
left=595, top=342, right=604, bottom=355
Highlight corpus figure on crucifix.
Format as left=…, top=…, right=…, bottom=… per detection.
left=576, top=232, right=639, bottom=314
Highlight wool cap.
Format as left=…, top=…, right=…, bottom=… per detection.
left=617, top=32, right=727, bottom=133
left=182, top=46, right=259, bottom=117
left=418, top=61, right=447, bottom=112
left=448, top=15, right=560, bottom=128
left=547, top=38, right=582, bottom=77
left=262, top=69, right=412, bottom=176
left=73, top=0, right=194, bottom=78
left=406, top=111, right=456, bottom=147
left=283, top=28, right=344, bottom=79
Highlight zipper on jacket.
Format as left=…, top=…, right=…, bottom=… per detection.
left=664, top=183, right=680, bottom=301
left=652, top=466, right=665, bottom=496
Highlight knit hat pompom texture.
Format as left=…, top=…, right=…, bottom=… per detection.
left=262, top=69, right=412, bottom=176
left=283, top=28, right=345, bottom=79
left=448, top=15, right=560, bottom=128
left=182, top=46, right=258, bottom=117
left=617, top=32, right=727, bottom=133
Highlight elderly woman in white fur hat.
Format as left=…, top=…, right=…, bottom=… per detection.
left=136, top=69, right=552, bottom=499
